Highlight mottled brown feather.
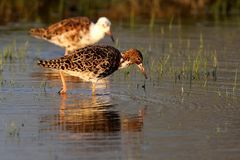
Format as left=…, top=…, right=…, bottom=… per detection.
left=37, top=45, right=121, bottom=80
left=45, top=17, right=91, bottom=38
left=30, top=17, right=91, bottom=40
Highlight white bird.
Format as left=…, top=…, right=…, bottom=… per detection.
left=29, top=17, right=114, bottom=55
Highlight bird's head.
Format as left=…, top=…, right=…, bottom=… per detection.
left=96, top=17, right=114, bottom=42
left=120, top=49, right=147, bottom=79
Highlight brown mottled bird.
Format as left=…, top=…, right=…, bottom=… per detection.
left=29, top=17, right=114, bottom=55
left=37, top=45, right=147, bottom=94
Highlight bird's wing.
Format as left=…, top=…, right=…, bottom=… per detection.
left=69, top=46, right=121, bottom=73
left=38, top=46, right=121, bottom=78
left=45, top=17, right=91, bottom=38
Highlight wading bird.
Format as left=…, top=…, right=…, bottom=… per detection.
left=37, top=45, right=147, bottom=95
left=30, top=17, right=114, bottom=55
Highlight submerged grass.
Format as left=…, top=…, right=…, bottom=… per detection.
left=40, top=80, right=47, bottom=93
left=146, top=49, right=218, bottom=84
left=0, top=53, right=2, bottom=72
left=0, top=40, right=29, bottom=88
left=1, top=40, right=28, bottom=63
left=233, top=69, right=238, bottom=95
left=134, top=22, right=240, bottom=98
left=140, top=27, right=221, bottom=92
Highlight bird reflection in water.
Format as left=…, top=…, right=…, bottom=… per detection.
left=39, top=79, right=146, bottom=159
left=41, top=94, right=145, bottom=134
left=39, top=94, right=146, bottom=159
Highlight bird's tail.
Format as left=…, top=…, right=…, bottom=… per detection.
left=29, top=28, right=48, bottom=39
left=37, top=58, right=64, bottom=70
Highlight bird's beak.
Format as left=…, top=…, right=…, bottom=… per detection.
left=106, top=30, right=115, bottom=42
left=137, top=63, right=148, bottom=79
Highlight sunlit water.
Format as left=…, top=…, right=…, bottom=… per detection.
left=0, top=22, right=240, bottom=160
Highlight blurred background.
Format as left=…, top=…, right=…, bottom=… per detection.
left=0, top=0, right=240, bottom=25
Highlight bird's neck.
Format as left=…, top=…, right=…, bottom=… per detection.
left=89, top=23, right=105, bottom=42
left=119, top=54, right=131, bottom=69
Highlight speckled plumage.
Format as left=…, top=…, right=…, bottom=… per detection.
left=30, top=17, right=114, bottom=55
left=38, top=45, right=121, bottom=82
left=37, top=45, right=146, bottom=94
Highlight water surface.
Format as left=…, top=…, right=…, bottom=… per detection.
left=0, top=22, right=240, bottom=160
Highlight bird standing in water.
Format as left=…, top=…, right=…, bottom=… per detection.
left=37, top=45, right=147, bottom=95
left=29, top=17, right=114, bottom=55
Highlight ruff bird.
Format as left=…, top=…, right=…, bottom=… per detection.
left=30, top=17, right=114, bottom=55
left=37, top=45, right=147, bottom=94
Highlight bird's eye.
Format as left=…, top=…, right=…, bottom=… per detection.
left=102, top=23, right=109, bottom=28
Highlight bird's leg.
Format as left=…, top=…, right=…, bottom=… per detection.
left=64, top=50, right=68, bottom=56
left=92, top=82, right=96, bottom=96
left=58, top=71, right=67, bottom=94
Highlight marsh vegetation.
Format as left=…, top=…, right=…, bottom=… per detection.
left=1, top=0, right=240, bottom=25
left=0, top=1, right=240, bottom=160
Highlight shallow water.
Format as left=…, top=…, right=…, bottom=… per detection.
left=0, top=22, right=240, bottom=160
